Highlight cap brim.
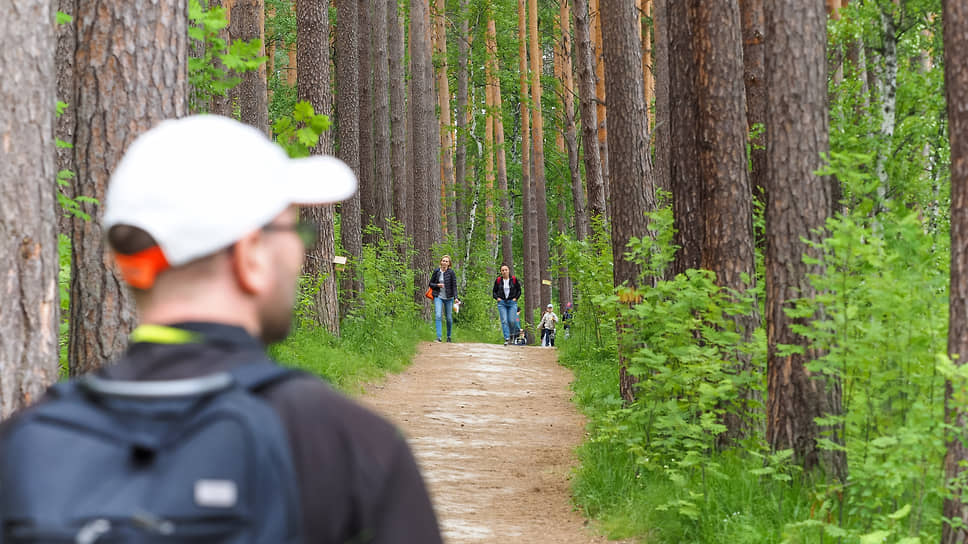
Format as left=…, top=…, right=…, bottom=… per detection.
left=284, top=155, right=358, bottom=205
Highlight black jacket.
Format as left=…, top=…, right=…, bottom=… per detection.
left=9, top=322, right=443, bottom=544
left=429, top=268, right=457, bottom=299
left=492, top=275, right=522, bottom=301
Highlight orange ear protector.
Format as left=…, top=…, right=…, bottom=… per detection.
left=113, top=246, right=170, bottom=289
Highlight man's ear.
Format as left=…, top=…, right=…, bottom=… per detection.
left=231, top=230, right=272, bottom=295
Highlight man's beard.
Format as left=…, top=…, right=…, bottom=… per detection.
left=259, top=295, right=295, bottom=345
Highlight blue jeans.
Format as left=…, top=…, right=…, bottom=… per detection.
left=435, top=297, right=454, bottom=340
left=497, top=299, right=518, bottom=340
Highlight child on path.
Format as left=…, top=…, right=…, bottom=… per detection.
left=539, top=303, right=558, bottom=347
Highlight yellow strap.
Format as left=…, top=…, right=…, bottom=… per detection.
left=129, top=324, right=200, bottom=345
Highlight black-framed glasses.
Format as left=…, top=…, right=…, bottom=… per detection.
left=262, top=221, right=319, bottom=248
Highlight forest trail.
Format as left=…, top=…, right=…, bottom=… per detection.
left=359, top=342, right=620, bottom=544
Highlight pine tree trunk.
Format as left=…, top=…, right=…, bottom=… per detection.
left=455, top=0, right=470, bottom=249
left=690, top=0, right=758, bottom=444
left=0, top=0, right=60, bottom=416
left=668, top=0, right=702, bottom=276
left=372, top=0, right=393, bottom=239
left=652, top=0, right=671, bottom=197
left=227, top=0, right=269, bottom=134
left=641, top=0, right=654, bottom=115
left=358, top=1, right=375, bottom=242
left=518, top=0, right=537, bottom=326
left=739, top=0, right=768, bottom=203
left=434, top=0, right=457, bottom=241
left=55, top=0, right=77, bottom=236
left=336, top=0, right=362, bottom=315
left=486, top=16, right=514, bottom=268
left=572, top=0, right=606, bottom=224
left=70, top=0, right=186, bottom=375
left=529, top=0, right=552, bottom=309
left=388, top=0, right=409, bottom=234
left=559, top=0, right=588, bottom=242
left=554, top=13, right=575, bottom=306
left=297, top=0, right=339, bottom=335
left=942, top=0, right=968, bottom=539
left=590, top=0, right=609, bottom=212
left=484, top=56, right=497, bottom=259
left=764, top=0, right=844, bottom=480
left=410, top=0, right=441, bottom=301
left=601, top=0, right=656, bottom=404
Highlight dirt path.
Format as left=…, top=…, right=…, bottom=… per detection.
left=360, top=342, right=618, bottom=543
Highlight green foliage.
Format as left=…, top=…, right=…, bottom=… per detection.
left=273, top=101, right=331, bottom=158
left=188, top=0, right=267, bottom=114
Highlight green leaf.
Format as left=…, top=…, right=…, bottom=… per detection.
left=55, top=11, right=73, bottom=24
left=859, top=530, right=891, bottom=544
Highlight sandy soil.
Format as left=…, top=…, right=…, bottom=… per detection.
left=359, top=342, right=622, bottom=544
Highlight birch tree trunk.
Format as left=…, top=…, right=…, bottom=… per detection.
left=0, top=0, right=60, bottom=416
left=70, top=0, right=186, bottom=375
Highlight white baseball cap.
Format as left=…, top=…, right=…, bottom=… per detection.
left=104, top=115, right=356, bottom=271
left=547, top=304, right=553, bottom=308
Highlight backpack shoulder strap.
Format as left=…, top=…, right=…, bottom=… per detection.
left=228, top=361, right=304, bottom=393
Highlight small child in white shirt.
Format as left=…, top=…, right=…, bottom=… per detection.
left=538, top=304, right=558, bottom=347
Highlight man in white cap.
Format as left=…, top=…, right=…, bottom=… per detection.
left=3, top=116, right=442, bottom=543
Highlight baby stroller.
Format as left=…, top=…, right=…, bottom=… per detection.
left=513, top=326, right=530, bottom=346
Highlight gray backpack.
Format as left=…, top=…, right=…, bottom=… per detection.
left=0, top=362, right=303, bottom=543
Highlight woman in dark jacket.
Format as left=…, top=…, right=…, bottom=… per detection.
left=429, top=255, right=458, bottom=342
left=491, top=264, right=522, bottom=345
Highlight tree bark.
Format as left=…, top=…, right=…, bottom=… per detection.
left=486, top=16, right=513, bottom=268
left=529, top=0, right=552, bottom=309
left=601, top=0, right=656, bottom=404
left=71, top=0, right=186, bottom=375
left=572, top=0, right=606, bottom=224
left=590, top=0, right=609, bottom=212
left=297, top=0, right=339, bottom=335
left=668, top=0, right=702, bottom=276
left=358, top=0, right=375, bottom=242
left=227, top=0, right=269, bottom=134
left=652, top=0, right=671, bottom=197
left=372, top=0, right=393, bottom=239
left=764, top=0, right=844, bottom=480
left=455, top=0, right=470, bottom=249
left=484, top=53, right=497, bottom=260
left=554, top=11, right=575, bottom=306
left=739, top=0, right=768, bottom=203
left=434, top=0, right=457, bottom=241
left=518, top=0, right=537, bottom=327
left=943, top=0, right=968, bottom=539
left=559, top=0, right=588, bottom=242
left=336, top=0, right=362, bottom=315
left=410, top=0, right=441, bottom=299
left=0, top=0, right=60, bottom=416
left=389, top=0, right=409, bottom=235
left=55, top=0, right=77, bottom=236
left=690, top=0, right=758, bottom=444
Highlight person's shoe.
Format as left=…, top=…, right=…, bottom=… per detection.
left=446, top=337, right=452, bottom=343
left=503, top=338, right=509, bottom=345
left=435, top=338, right=442, bottom=343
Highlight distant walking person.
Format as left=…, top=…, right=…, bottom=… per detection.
left=492, top=265, right=522, bottom=345
left=429, top=255, right=458, bottom=342
left=539, top=303, right=558, bottom=347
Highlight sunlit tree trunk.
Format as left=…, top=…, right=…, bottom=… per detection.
left=601, top=0, right=656, bottom=404
left=553, top=12, right=575, bottom=306
left=484, top=57, right=497, bottom=260
left=336, top=0, right=362, bottom=315
left=572, top=0, right=606, bottom=224
left=529, top=0, right=552, bottom=309
left=942, top=1, right=968, bottom=540
left=70, top=0, right=186, bottom=375
left=0, top=0, right=60, bottom=416
left=640, top=0, right=654, bottom=116
left=764, top=0, right=844, bottom=480
left=297, top=0, right=339, bottom=335
left=486, top=15, right=513, bottom=268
